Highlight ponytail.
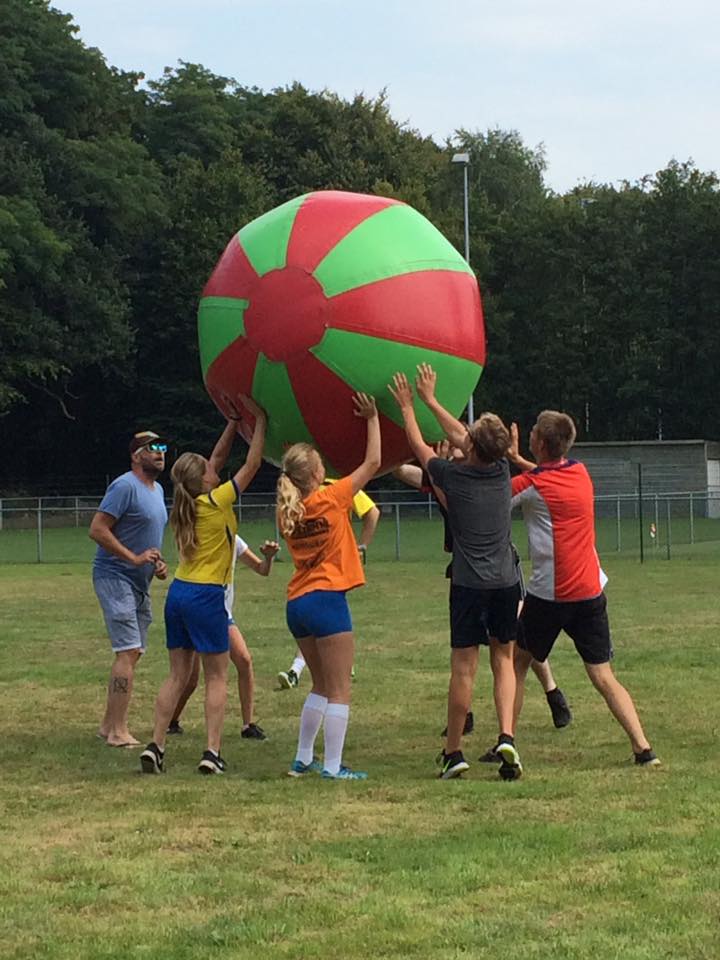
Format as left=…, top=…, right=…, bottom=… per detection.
left=170, top=452, right=206, bottom=561
left=277, top=443, right=321, bottom=537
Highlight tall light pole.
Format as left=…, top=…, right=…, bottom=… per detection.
left=452, top=151, right=474, bottom=423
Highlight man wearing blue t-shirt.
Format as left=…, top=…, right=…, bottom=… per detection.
left=90, top=431, right=169, bottom=747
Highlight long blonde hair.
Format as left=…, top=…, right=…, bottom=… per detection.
left=170, top=453, right=206, bottom=560
left=277, top=443, right=321, bottom=537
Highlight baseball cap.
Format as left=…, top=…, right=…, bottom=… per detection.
left=129, top=431, right=169, bottom=454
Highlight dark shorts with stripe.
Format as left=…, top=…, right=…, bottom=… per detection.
left=518, top=592, right=613, bottom=665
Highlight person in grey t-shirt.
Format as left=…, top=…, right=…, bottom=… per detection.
left=389, top=365, right=523, bottom=783
left=90, top=431, right=169, bottom=747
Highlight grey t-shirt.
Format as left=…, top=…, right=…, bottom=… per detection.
left=426, top=457, right=517, bottom=590
left=92, top=471, right=168, bottom=593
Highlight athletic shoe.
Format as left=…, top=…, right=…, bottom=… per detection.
left=140, top=741, right=164, bottom=775
left=437, top=750, right=470, bottom=779
left=241, top=723, right=267, bottom=740
left=546, top=688, right=572, bottom=728
left=478, top=744, right=502, bottom=763
left=497, top=740, right=523, bottom=781
left=287, top=758, right=323, bottom=777
left=198, top=750, right=227, bottom=775
left=321, top=766, right=368, bottom=781
left=278, top=669, right=299, bottom=690
left=441, top=711, right=474, bottom=737
left=634, top=748, right=661, bottom=767
left=166, top=720, right=184, bottom=736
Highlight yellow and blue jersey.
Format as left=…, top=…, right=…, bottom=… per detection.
left=175, top=480, right=239, bottom=586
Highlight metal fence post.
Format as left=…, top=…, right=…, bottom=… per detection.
left=689, top=493, right=694, bottom=545
left=616, top=496, right=621, bottom=551
left=427, top=492, right=432, bottom=520
left=637, top=464, right=644, bottom=564
left=75, top=496, right=80, bottom=528
left=395, top=503, right=401, bottom=560
left=36, top=498, right=43, bottom=563
left=665, top=498, right=671, bottom=560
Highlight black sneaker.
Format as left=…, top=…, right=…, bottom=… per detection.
left=166, top=720, right=184, bottom=736
left=198, top=750, right=227, bottom=775
left=437, top=749, right=470, bottom=780
left=140, top=741, right=164, bottom=775
left=546, top=688, right=572, bottom=728
left=634, top=748, right=661, bottom=767
left=478, top=744, right=501, bottom=763
left=497, top=737, right=523, bottom=781
left=441, top=711, right=474, bottom=737
left=241, top=722, right=267, bottom=741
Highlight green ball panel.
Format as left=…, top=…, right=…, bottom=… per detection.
left=198, top=296, right=249, bottom=380
left=311, top=328, right=482, bottom=440
left=251, top=353, right=314, bottom=464
left=314, top=203, right=474, bottom=299
left=237, top=194, right=309, bottom=278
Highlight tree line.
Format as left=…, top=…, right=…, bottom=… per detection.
left=2, top=0, right=719, bottom=492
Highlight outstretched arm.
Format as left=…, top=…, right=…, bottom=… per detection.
left=231, top=396, right=267, bottom=493
left=238, top=540, right=280, bottom=577
left=387, top=373, right=435, bottom=469
left=414, top=362, right=469, bottom=451
left=348, top=393, right=382, bottom=494
left=508, top=422, right=536, bottom=472
left=358, top=505, right=380, bottom=549
left=208, top=419, right=239, bottom=474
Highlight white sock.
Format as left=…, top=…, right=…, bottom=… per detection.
left=291, top=655, right=306, bottom=677
left=295, top=692, right=327, bottom=765
left=323, top=702, right=350, bottom=775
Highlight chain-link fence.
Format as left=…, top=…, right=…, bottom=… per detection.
left=1, top=490, right=718, bottom=565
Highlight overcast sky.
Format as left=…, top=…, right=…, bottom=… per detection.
left=54, top=0, right=720, bottom=193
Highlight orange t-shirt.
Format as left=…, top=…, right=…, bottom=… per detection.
left=284, top=476, right=366, bottom=601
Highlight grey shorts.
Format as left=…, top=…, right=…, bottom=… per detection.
left=94, top=577, right=152, bottom=653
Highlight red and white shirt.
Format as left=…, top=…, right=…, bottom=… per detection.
left=511, top=460, right=607, bottom=602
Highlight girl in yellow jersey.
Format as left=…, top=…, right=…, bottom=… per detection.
left=278, top=392, right=380, bottom=781
left=140, top=399, right=266, bottom=776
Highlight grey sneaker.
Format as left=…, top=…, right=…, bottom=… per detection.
left=278, top=669, right=299, bottom=689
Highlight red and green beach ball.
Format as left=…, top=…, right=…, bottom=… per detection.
left=198, top=190, right=486, bottom=476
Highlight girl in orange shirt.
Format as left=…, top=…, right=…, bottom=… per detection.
left=277, top=392, right=380, bottom=780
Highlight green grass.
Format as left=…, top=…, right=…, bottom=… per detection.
left=0, top=541, right=718, bottom=959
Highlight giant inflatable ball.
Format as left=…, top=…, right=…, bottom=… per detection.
left=198, top=190, right=485, bottom=476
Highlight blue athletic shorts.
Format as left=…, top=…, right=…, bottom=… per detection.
left=286, top=590, right=352, bottom=639
left=165, top=579, right=229, bottom=655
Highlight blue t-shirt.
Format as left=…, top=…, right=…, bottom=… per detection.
left=92, top=471, right=168, bottom=593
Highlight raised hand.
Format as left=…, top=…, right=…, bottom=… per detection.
left=237, top=394, right=267, bottom=423
left=260, top=540, right=280, bottom=559
left=352, top=392, right=378, bottom=420
left=387, top=372, right=414, bottom=410
left=415, top=362, right=437, bottom=403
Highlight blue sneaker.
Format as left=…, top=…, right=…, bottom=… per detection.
left=321, top=765, right=368, bottom=781
left=287, top=758, right=322, bottom=778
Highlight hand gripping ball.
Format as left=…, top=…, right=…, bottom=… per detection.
left=198, top=190, right=485, bottom=476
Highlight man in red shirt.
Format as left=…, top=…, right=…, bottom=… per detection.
left=509, top=410, right=660, bottom=767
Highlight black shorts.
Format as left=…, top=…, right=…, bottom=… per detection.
left=518, top=592, right=613, bottom=665
left=449, top=583, right=521, bottom=649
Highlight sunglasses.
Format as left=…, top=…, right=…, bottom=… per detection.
left=145, top=442, right=167, bottom=453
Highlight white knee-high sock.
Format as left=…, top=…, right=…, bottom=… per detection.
left=323, top=702, right=350, bottom=775
left=292, top=654, right=306, bottom=677
left=295, top=692, right=327, bottom=765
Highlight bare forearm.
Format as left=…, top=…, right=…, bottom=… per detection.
left=233, top=419, right=266, bottom=492
left=90, top=521, right=139, bottom=564
left=209, top=421, right=238, bottom=472
left=358, top=508, right=380, bottom=548
left=400, top=407, right=434, bottom=468
left=423, top=396, right=468, bottom=447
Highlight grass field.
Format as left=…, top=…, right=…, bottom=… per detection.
left=1, top=539, right=718, bottom=959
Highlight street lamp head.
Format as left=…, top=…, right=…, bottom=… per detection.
left=452, top=152, right=470, bottom=164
